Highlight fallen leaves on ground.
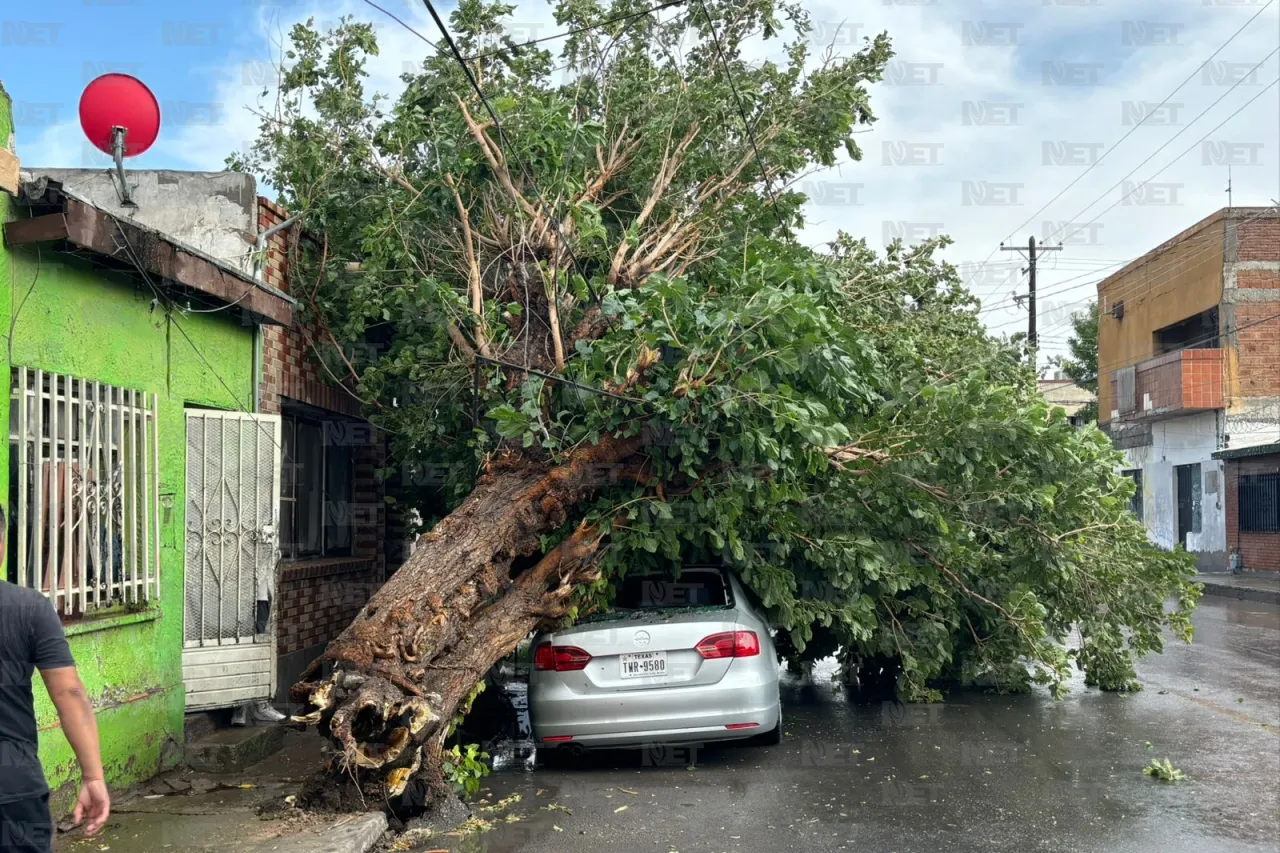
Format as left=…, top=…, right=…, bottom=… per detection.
left=475, top=793, right=521, bottom=814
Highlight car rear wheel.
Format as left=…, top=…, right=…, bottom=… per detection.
left=535, top=745, right=573, bottom=768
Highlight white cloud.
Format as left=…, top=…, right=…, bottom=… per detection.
left=113, top=0, right=1280, bottom=366
left=792, top=0, right=1280, bottom=362
left=17, top=120, right=113, bottom=170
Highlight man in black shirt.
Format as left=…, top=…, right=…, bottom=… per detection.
left=0, top=505, right=110, bottom=852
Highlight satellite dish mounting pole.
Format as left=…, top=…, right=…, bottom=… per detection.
left=79, top=74, right=161, bottom=206
left=111, top=125, right=133, bottom=206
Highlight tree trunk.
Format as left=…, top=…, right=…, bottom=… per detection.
left=290, top=432, right=648, bottom=805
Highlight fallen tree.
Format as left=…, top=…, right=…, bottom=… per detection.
left=232, top=0, right=1199, bottom=807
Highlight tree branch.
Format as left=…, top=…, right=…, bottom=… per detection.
left=443, top=172, right=492, bottom=358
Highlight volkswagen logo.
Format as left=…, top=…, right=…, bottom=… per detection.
left=633, top=630, right=651, bottom=647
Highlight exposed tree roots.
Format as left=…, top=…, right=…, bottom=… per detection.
left=291, top=432, right=649, bottom=808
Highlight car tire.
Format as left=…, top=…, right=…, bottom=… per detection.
left=750, top=705, right=783, bottom=746
left=535, top=746, right=570, bottom=768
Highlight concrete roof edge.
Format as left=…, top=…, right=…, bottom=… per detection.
left=1095, top=207, right=1279, bottom=297
left=19, top=169, right=295, bottom=306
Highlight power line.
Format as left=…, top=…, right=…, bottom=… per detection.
left=998, top=0, right=1277, bottom=247
left=972, top=265, right=1025, bottom=312
left=1048, top=63, right=1279, bottom=245
left=985, top=248, right=1205, bottom=329
left=1088, top=204, right=1280, bottom=311
left=695, top=0, right=786, bottom=230
left=1096, top=309, right=1280, bottom=378
left=107, top=217, right=294, bottom=463
left=464, top=0, right=690, bottom=62
left=978, top=261, right=1127, bottom=315
left=991, top=149, right=1280, bottom=328
left=475, top=355, right=647, bottom=404
left=984, top=205, right=1280, bottom=339
left=961, top=4, right=1277, bottom=289
left=418, top=0, right=599, bottom=310
left=359, top=0, right=436, bottom=49
left=985, top=207, right=1279, bottom=335
left=1029, top=206, right=1279, bottom=337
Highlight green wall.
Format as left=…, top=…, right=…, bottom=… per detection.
left=1, top=84, right=257, bottom=811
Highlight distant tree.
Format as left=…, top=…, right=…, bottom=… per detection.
left=1053, top=301, right=1098, bottom=422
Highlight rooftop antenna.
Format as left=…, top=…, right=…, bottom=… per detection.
left=78, top=74, right=161, bottom=207
left=1226, top=166, right=1233, bottom=209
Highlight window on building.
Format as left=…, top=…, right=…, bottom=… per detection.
left=1121, top=469, right=1144, bottom=522
left=1239, top=473, right=1280, bottom=533
left=279, top=413, right=355, bottom=560
left=1154, top=307, right=1219, bottom=354
left=7, top=367, right=161, bottom=615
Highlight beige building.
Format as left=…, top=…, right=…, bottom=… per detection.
left=1095, top=206, right=1280, bottom=571
left=1038, top=375, right=1096, bottom=427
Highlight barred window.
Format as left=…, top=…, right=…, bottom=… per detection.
left=7, top=368, right=160, bottom=615
left=1239, top=473, right=1280, bottom=533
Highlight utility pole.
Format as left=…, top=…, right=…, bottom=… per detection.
left=1001, top=236, right=1062, bottom=360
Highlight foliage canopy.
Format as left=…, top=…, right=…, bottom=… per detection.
left=235, top=0, right=1198, bottom=706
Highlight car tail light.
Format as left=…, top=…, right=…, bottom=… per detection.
left=725, top=722, right=759, bottom=730
left=542, top=735, right=574, bottom=743
left=695, top=631, right=760, bottom=659
left=533, top=642, right=592, bottom=672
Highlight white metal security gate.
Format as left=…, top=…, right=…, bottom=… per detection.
left=182, top=410, right=282, bottom=710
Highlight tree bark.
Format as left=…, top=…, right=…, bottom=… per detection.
left=290, top=431, right=649, bottom=805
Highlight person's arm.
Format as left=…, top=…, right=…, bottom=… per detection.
left=31, top=601, right=110, bottom=836
left=41, top=667, right=106, bottom=774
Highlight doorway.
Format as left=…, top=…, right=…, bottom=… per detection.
left=1174, top=463, right=1202, bottom=548
left=181, top=410, right=282, bottom=710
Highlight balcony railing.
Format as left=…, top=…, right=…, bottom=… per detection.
left=1109, top=348, right=1223, bottom=422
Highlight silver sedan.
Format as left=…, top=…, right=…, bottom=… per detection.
left=529, top=566, right=782, bottom=755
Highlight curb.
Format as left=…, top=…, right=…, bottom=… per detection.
left=1196, top=579, right=1280, bottom=607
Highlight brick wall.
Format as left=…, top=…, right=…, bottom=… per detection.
left=257, top=197, right=392, bottom=695
left=1226, top=214, right=1280, bottom=404
left=1235, top=214, right=1280, bottom=263
left=1234, top=303, right=1280, bottom=400
left=1224, top=453, right=1280, bottom=573
left=277, top=561, right=382, bottom=655
left=256, top=198, right=362, bottom=419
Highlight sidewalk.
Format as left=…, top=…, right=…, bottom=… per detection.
left=54, top=730, right=388, bottom=853
left=1195, top=572, right=1280, bottom=606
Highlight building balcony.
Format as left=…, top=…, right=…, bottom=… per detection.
left=1109, top=348, right=1224, bottom=422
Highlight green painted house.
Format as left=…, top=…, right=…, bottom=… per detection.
left=1, top=83, right=295, bottom=810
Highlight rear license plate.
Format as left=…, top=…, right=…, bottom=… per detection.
left=620, top=651, right=668, bottom=678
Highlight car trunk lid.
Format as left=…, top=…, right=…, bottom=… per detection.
left=546, top=609, right=740, bottom=692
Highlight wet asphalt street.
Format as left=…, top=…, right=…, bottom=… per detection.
left=439, top=597, right=1280, bottom=853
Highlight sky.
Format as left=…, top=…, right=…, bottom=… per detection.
left=2, top=0, right=1278, bottom=371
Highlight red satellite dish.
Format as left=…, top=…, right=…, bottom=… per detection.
left=79, top=74, right=161, bottom=157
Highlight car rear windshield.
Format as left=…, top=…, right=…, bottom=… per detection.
left=613, top=569, right=731, bottom=610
